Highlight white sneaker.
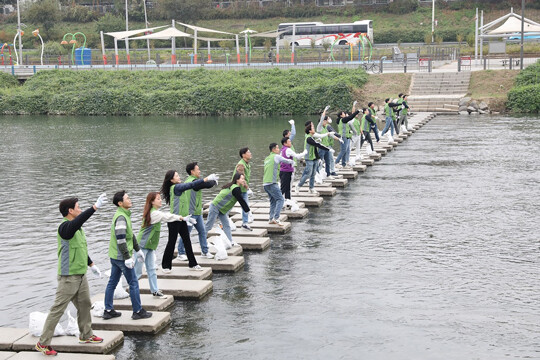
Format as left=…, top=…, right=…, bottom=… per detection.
left=308, top=188, right=319, bottom=195
left=274, top=219, right=286, bottom=226
left=189, top=265, right=204, bottom=271
left=201, top=252, right=214, bottom=259
left=294, top=183, right=299, bottom=194
left=161, top=267, right=172, bottom=274
left=327, top=175, right=335, bottom=180
left=231, top=241, right=240, bottom=247
left=335, top=163, right=343, bottom=169
left=378, top=131, right=382, bottom=138
left=177, top=254, right=188, bottom=261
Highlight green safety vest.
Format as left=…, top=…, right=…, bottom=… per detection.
left=369, top=108, right=376, bottom=118
left=57, top=218, right=88, bottom=276
left=320, top=125, right=331, bottom=147
left=179, top=175, right=202, bottom=216
left=212, top=184, right=240, bottom=214
left=384, top=103, right=395, bottom=119
left=137, top=208, right=161, bottom=251
left=263, top=152, right=280, bottom=184
left=397, top=98, right=403, bottom=113
left=169, top=184, right=181, bottom=215
left=338, top=119, right=353, bottom=139
left=360, top=114, right=370, bottom=132
left=232, top=159, right=250, bottom=193
left=402, top=101, right=408, bottom=116
left=109, top=207, right=134, bottom=260
left=304, top=133, right=317, bottom=161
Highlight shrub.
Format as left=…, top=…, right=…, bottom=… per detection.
left=514, top=60, right=540, bottom=87
left=507, top=84, right=540, bottom=113
left=0, top=73, right=18, bottom=89
left=387, top=0, right=418, bottom=15
left=61, top=5, right=98, bottom=23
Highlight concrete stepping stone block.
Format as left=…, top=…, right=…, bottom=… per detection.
left=289, top=196, right=323, bottom=207
left=0, top=352, right=15, bottom=360
left=208, top=236, right=270, bottom=251
left=0, top=329, right=28, bottom=350
left=207, top=227, right=267, bottom=237
left=10, top=352, right=115, bottom=360
left=361, top=158, right=374, bottom=166
left=173, top=256, right=245, bottom=273
left=151, top=266, right=212, bottom=280
left=299, top=186, right=336, bottom=196
left=12, top=330, right=123, bottom=354
left=352, top=164, right=367, bottom=172
left=231, top=213, right=287, bottom=222
left=91, top=312, right=170, bottom=334
left=336, top=170, right=358, bottom=179
left=139, top=278, right=212, bottom=300
left=175, top=244, right=242, bottom=257
left=233, top=220, right=291, bottom=234
left=251, top=207, right=309, bottom=219
left=324, top=177, right=348, bottom=187
left=91, top=293, right=174, bottom=312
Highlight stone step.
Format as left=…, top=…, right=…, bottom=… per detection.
left=208, top=227, right=267, bottom=237
left=0, top=328, right=28, bottom=351
left=335, top=170, right=358, bottom=179
left=145, top=265, right=212, bottom=280
left=0, top=352, right=14, bottom=360
left=91, top=311, right=170, bottom=334
left=299, top=186, right=336, bottom=196
left=288, top=196, right=324, bottom=207
left=230, top=213, right=287, bottom=222
left=208, top=235, right=271, bottom=251
left=91, top=293, right=174, bottom=312
left=9, top=352, right=115, bottom=360
left=11, top=330, right=123, bottom=354
left=172, top=256, right=245, bottom=273
left=233, top=220, right=292, bottom=234
left=252, top=206, right=309, bottom=219
left=139, top=279, right=213, bottom=299
left=175, top=243, right=243, bottom=257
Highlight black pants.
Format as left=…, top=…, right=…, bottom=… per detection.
left=360, top=132, right=374, bottom=152
left=280, top=171, right=292, bottom=200
left=162, top=221, right=197, bottom=269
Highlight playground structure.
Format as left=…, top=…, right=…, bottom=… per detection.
left=32, top=29, right=44, bottom=66
left=330, top=32, right=373, bottom=63
left=60, top=32, right=87, bottom=65
left=1, top=43, right=14, bottom=66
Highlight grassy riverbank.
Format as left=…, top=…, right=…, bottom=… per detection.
left=0, top=68, right=368, bottom=115
left=507, top=60, right=540, bottom=113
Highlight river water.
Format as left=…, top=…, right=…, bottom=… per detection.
left=0, top=114, right=538, bottom=359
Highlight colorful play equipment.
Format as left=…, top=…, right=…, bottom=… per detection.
left=61, top=32, right=87, bottom=65
left=331, top=32, right=373, bottom=63
left=12, top=30, right=23, bottom=65
left=32, top=29, right=44, bottom=66
left=240, top=29, right=256, bottom=64
left=1, top=43, right=14, bottom=66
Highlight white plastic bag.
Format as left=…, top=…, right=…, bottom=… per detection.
left=29, top=311, right=65, bottom=337
left=216, top=228, right=232, bottom=249
left=91, top=301, right=105, bottom=318
left=228, top=216, right=237, bottom=231
left=64, top=310, right=80, bottom=337
left=211, top=236, right=228, bottom=261
left=104, top=269, right=129, bottom=299
left=290, top=202, right=300, bottom=212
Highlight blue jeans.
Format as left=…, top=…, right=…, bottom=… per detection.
left=335, top=137, right=350, bottom=166
left=135, top=248, right=158, bottom=294
left=105, top=258, right=142, bottom=313
left=318, top=148, right=331, bottom=176
left=204, top=203, right=233, bottom=243
left=298, top=159, right=317, bottom=189
left=264, top=183, right=284, bottom=220
left=178, top=214, right=209, bottom=255
left=381, top=116, right=395, bottom=136
left=241, top=191, right=249, bottom=224
left=371, top=123, right=380, bottom=142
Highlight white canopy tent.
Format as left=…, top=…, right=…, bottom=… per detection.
left=104, top=25, right=167, bottom=65
left=175, top=21, right=235, bottom=64
left=476, top=9, right=540, bottom=61
left=251, top=30, right=286, bottom=63
left=131, top=22, right=192, bottom=64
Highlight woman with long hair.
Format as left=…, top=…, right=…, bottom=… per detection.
left=134, top=192, right=186, bottom=298
left=161, top=169, right=218, bottom=272
left=205, top=173, right=250, bottom=246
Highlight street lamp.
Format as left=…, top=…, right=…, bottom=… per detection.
left=32, top=29, right=44, bottom=66
left=431, top=0, right=435, bottom=43
left=520, top=0, right=525, bottom=70
left=16, top=0, right=22, bottom=65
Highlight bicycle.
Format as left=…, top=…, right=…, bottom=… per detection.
left=360, top=61, right=380, bottom=74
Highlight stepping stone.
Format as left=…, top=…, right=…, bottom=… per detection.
left=91, top=293, right=174, bottom=312
left=252, top=207, right=309, bottom=219
left=352, top=164, right=367, bottom=172
left=208, top=227, right=267, bottom=237
left=208, top=236, right=270, bottom=251
left=91, top=312, right=170, bottom=334
left=174, top=243, right=243, bottom=257
left=325, top=178, right=348, bottom=187
left=374, top=148, right=387, bottom=155
left=299, top=186, right=336, bottom=196
left=290, top=196, right=323, bottom=207
left=361, top=158, right=374, bottom=166
left=173, top=256, right=245, bottom=273
left=9, top=352, right=114, bottom=360
left=231, top=213, right=287, bottom=222
left=369, top=153, right=382, bottom=161
left=150, top=266, right=212, bottom=280
left=336, top=170, right=358, bottom=179
left=12, top=330, right=123, bottom=354
left=0, top=328, right=28, bottom=350
left=0, top=352, right=15, bottom=360
left=233, top=220, right=291, bottom=234
left=139, top=279, right=213, bottom=300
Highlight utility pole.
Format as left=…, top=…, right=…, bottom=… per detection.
left=16, top=0, right=22, bottom=65
left=431, top=0, right=435, bottom=43
left=143, top=0, right=150, bottom=61
left=520, top=0, right=525, bottom=70
left=125, top=0, right=130, bottom=64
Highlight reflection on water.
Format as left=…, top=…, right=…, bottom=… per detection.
left=0, top=114, right=539, bottom=359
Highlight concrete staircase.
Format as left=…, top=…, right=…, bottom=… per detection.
left=407, top=72, right=471, bottom=113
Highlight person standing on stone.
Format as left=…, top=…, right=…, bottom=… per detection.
left=368, top=102, right=381, bottom=142
left=103, top=190, right=152, bottom=320
left=36, top=195, right=107, bottom=356
left=381, top=98, right=398, bottom=142
left=177, top=162, right=219, bottom=261
left=335, top=101, right=360, bottom=169
left=205, top=173, right=251, bottom=246
left=400, top=95, right=411, bottom=131
left=134, top=191, right=188, bottom=299
left=394, top=93, right=404, bottom=134
left=360, top=108, right=376, bottom=158
left=280, top=137, right=306, bottom=200
left=160, top=170, right=217, bottom=272
left=264, top=142, right=295, bottom=225
left=317, top=106, right=344, bottom=178
left=232, top=147, right=253, bottom=231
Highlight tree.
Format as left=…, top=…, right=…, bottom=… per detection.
left=23, top=0, right=61, bottom=33
left=95, top=13, right=125, bottom=47
left=154, top=0, right=212, bottom=21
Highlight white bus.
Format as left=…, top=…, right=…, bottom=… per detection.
left=278, top=20, right=373, bottom=47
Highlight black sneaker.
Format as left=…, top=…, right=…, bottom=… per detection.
left=152, top=291, right=168, bottom=299
left=330, top=172, right=337, bottom=176
left=102, top=309, right=122, bottom=320
left=132, top=308, right=153, bottom=320
left=241, top=223, right=253, bottom=231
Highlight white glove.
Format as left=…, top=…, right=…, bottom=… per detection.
left=136, top=250, right=145, bottom=263
left=185, top=215, right=197, bottom=225
left=329, top=148, right=335, bottom=154
left=125, top=258, right=135, bottom=269
left=353, top=100, right=358, bottom=107
left=207, top=173, right=219, bottom=184
left=327, top=118, right=332, bottom=124
left=90, top=264, right=101, bottom=278
left=288, top=119, right=295, bottom=125
left=324, top=105, right=330, bottom=112
left=328, top=131, right=335, bottom=136
left=301, top=149, right=308, bottom=156
left=247, top=189, right=253, bottom=196
left=338, top=138, right=344, bottom=144
left=94, top=193, right=107, bottom=209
